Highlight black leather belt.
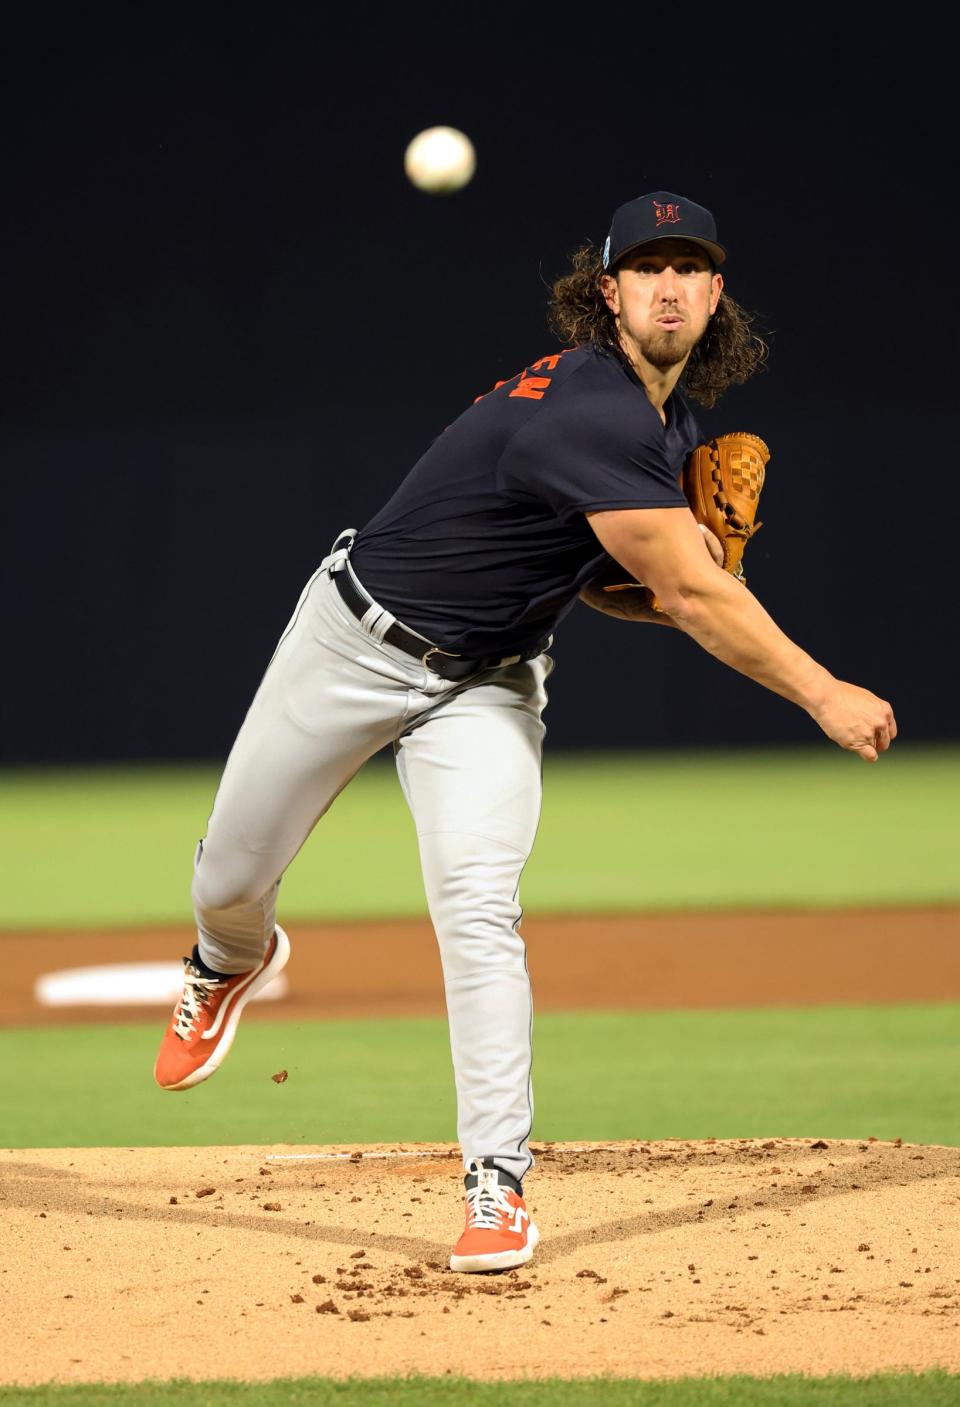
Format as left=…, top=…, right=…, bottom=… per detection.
left=331, top=565, right=548, bottom=681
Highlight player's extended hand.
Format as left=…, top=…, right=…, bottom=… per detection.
left=807, top=680, right=898, bottom=763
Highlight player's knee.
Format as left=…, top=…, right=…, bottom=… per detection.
left=433, top=900, right=527, bottom=975
left=191, top=860, right=270, bottom=915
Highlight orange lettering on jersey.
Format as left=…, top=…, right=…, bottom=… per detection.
left=509, top=375, right=551, bottom=400
left=474, top=376, right=515, bottom=404
left=474, top=350, right=569, bottom=403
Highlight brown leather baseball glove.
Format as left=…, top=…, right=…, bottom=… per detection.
left=596, top=431, right=770, bottom=610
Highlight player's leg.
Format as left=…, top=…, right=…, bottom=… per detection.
left=155, top=565, right=424, bottom=1090
left=394, top=652, right=552, bottom=1268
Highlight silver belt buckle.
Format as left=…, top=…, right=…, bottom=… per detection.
left=422, top=646, right=462, bottom=668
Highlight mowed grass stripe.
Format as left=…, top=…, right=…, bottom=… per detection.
left=3, top=1371, right=960, bottom=1405
left=1, top=744, right=957, bottom=929
left=3, top=1004, right=957, bottom=1150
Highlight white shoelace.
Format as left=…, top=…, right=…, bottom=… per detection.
left=465, top=1174, right=512, bottom=1230
left=173, top=962, right=226, bottom=1040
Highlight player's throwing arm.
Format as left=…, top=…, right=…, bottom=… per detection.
left=588, top=505, right=896, bottom=763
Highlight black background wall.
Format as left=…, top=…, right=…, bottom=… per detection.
left=4, top=7, right=954, bottom=763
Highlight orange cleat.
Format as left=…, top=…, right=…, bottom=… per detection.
left=449, top=1158, right=540, bottom=1273
left=154, top=927, right=290, bottom=1091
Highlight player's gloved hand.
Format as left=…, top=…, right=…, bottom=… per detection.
left=806, top=680, right=898, bottom=763
left=598, top=432, right=768, bottom=609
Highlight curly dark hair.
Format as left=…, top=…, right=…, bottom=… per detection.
left=547, top=243, right=768, bottom=408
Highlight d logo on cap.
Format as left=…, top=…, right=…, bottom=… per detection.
left=603, top=190, right=726, bottom=270
left=653, top=199, right=682, bottom=227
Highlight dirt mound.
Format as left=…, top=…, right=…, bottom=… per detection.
left=4, top=1138, right=959, bottom=1385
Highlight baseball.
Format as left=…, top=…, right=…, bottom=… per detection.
left=404, top=126, right=476, bottom=195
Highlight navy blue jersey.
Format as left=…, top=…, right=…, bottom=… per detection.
left=350, top=345, right=702, bottom=657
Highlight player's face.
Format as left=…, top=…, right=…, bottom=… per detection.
left=601, top=240, right=723, bottom=371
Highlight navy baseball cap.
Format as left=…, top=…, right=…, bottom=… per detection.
left=603, top=191, right=726, bottom=269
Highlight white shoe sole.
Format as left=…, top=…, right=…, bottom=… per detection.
left=161, top=926, right=291, bottom=1091
left=449, top=1222, right=540, bottom=1274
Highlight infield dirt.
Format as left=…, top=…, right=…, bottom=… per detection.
left=5, top=905, right=960, bottom=1025
left=4, top=1138, right=960, bottom=1386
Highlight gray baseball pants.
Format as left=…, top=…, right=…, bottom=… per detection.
left=191, top=532, right=552, bottom=1183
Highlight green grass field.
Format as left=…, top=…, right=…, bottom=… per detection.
left=2, top=744, right=958, bottom=929
left=4, top=1003, right=958, bottom=1150
left=4, top=1371, right=959, bottom=1406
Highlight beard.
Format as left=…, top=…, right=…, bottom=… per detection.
left=634, top=321, right=704, bottom=370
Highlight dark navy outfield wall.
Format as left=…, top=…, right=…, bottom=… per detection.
left=2, top=10, right=953, bottom=762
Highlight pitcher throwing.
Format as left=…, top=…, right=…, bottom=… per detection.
left=155, top=191, right=895, bottom=1272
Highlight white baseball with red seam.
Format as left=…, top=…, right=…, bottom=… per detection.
left=404, top=127, right=476, bottom=194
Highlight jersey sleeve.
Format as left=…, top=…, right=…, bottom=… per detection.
left=498, top=392, right=690, bottom=520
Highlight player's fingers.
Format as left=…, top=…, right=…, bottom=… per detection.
left=854, top=741, right=879, bottom=763
left=875, top=702, right=898, bottom=751
left=698, top=524, right=724, bottom=567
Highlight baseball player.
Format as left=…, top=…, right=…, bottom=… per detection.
left=155, top=191, right=896, bottom=1273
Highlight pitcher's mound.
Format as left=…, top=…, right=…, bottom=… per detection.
left=4, top=1138, right=959, bottom=1386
